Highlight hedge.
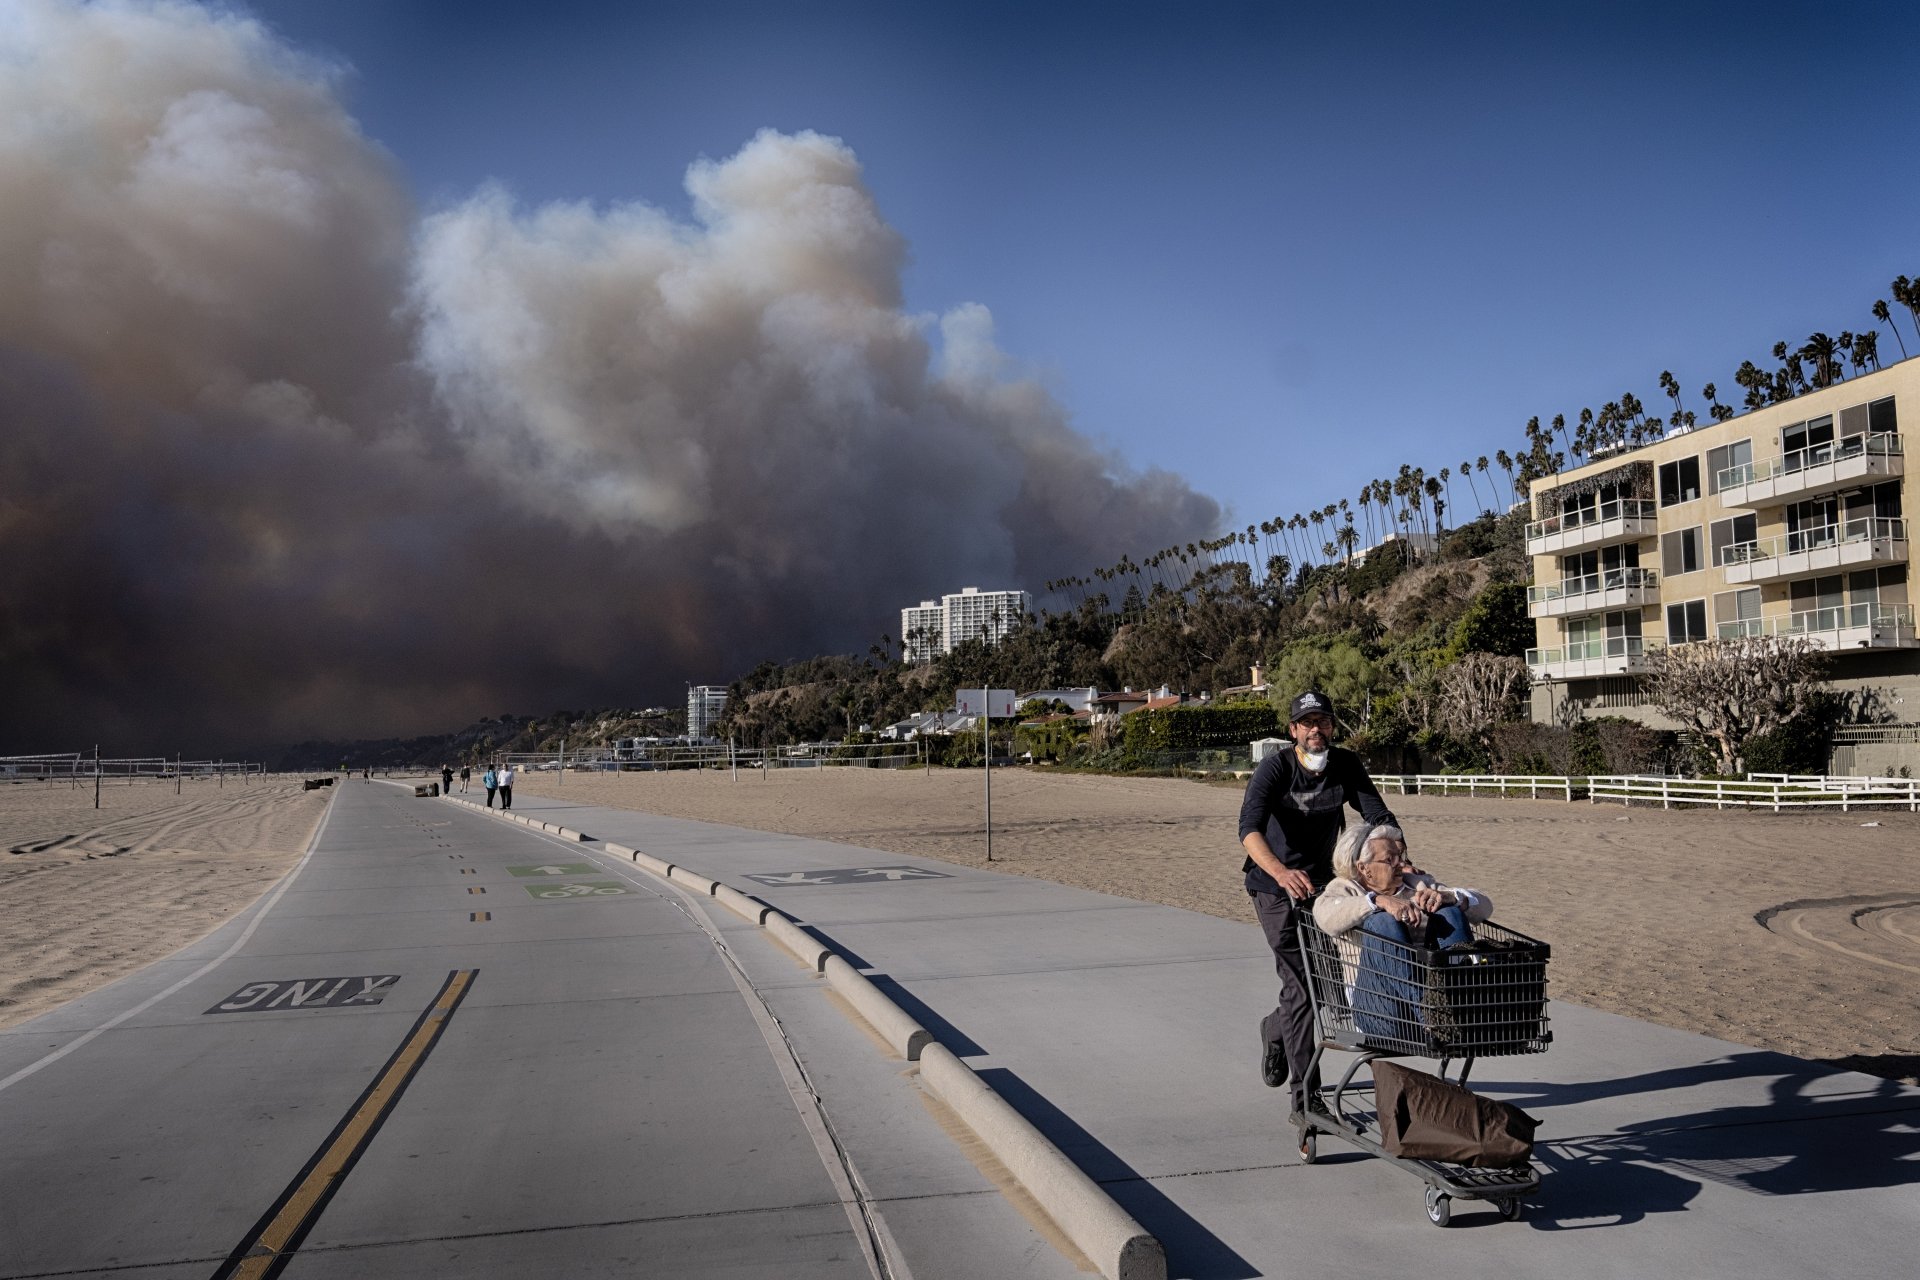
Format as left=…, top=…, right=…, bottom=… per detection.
left=1122, top=704, right=1285, bottom=756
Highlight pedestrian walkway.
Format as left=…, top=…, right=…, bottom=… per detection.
left=506, top=789, right=1920, bottom=1278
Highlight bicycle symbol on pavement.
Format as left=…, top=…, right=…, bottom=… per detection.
left=523, top=882, right=634, bottom=900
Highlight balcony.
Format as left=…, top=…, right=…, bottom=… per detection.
left=1526, top=636, right=1655, bottom=682
left=1526, top=497, right=1659, bottom=557
left=1716, top=603, right=1919, bottom=650
left=1720, top=517, right=1908, bottom=585
left=1527, top=567, right=1660, bottom=618
left=1714, top=433, right=1904, bottom=507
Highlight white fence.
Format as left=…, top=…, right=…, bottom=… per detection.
left=501, top=743, right=924, bottom=772
left=1374, top=774, right=1577, bottom=801
left=1586, top=774, right=1920, bottom=811
left=1372, top=772, right=1920, bottom=811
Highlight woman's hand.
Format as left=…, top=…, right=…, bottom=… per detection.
left=1381, top=893, right=1424, bottom=924
left=1409, top=885, right=1446, bottom=913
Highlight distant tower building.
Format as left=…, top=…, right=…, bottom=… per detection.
left=900, top=600, right=945, bottom=662
left=942, top=586, right=1031, bottom=651
left=686, top=685, right=728, bottom=742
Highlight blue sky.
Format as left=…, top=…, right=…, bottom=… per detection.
left=246, top=0, right=1920, bottom=535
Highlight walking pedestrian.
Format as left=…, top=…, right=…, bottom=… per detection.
left=1238, top=690, right=1397, bottom=1127
left=483, top=765, right=498, bottom=808
left=441, top=764, right=454, bottom=796
left=498, top=762, right=515, bottom=811
left=460, top=765, right=471, bottom=793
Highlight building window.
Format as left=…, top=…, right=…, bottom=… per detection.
left=1667, top=599, right=1708, bottom=644
left=1661, top=526, right=1703, bottom=576
left=1659, top=456, right=1701, bottom=506
left=1870, top=396, right=1898, bottom=434
left=1713, top=588, right=1761, bottom=638
left=1709, top=514, right=1758, bottom=566
left=1706, top=439, right=1752, bottom=494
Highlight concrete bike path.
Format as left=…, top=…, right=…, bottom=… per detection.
left=504, top=787, right=1920, bottom=1280
left=0, top=782, right=1080, bottom=1280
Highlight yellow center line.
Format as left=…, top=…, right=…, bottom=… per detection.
left=213, top=968, right=477, bottom=1279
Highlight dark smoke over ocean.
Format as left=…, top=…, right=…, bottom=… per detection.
left=0, top=0, right=1220, bottom=754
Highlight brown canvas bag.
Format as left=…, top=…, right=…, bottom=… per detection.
left=1372, top=1060, right=1537, bottom=1168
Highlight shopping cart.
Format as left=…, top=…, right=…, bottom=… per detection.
left=1294, top=914, right=1552, bottom=1226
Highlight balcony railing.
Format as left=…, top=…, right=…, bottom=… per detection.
left=1526, top=497, right=1657, bottom=544
left=1525, top=636, right=1654, bottom=681
left=1721, top=517, right=1907, bottom=569
left=1714, top=432, right=1903, bottom=494
left=1716, top=603, right=1917, bottom=642
left=1527, top=567, right=1659, bottom=607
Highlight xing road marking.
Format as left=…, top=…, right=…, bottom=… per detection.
left=506, top=863, right=597, bottom=877
left=206, top=976, right=399, bottom=1015
left=523, top=881, right=633, bottom=900
left=211, top=969, right=477, bottom=1280
left=467, top=886, right=486, bottom=894
left=470, top=911, right=491, bottom=922
left=459, top=868, right=476, bottom=875
left=743, top=865, right=952, bottom=887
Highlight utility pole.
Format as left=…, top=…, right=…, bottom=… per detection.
left=94, top=744, right=101, bottom=810
left=982, top=688, right=993, bottom=862
left=175, top=753, right=181, bottom=796
left=558, top=737, right=566, bottom=786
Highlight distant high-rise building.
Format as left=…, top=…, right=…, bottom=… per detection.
left=686, top=685, right=728, bottom=741
left=898, top=587, right=1031, bottom=660
left=942, top=586, right=1030, bottom=651
left=900, top=599, right=945, bottom=662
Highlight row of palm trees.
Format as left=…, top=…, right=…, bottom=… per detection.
left=1048, top=276, right=1920, bottom=612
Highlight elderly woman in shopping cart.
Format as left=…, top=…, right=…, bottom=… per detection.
left=1313, top=822, right=1494, bottom=1041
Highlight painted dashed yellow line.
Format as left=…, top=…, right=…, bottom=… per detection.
left=460, top=868, right=476, bottom=875
left=470, top=911, right=491, bottom=922
left=467, top=886, right=485, bottom=894
left=210, top=969, right=478, bottom=1280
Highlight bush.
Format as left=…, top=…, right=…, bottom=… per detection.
left=1742, top=694, right=1846, bottom=775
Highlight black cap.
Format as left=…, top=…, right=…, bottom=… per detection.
left=1288, top=690, right=1336, bottom=722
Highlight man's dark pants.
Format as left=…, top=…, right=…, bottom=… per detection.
left=1251, top=888, right=1321, bottom=1112
left=501, top=785, right=513, bottom=810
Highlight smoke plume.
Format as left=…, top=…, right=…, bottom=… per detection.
left=0, top=0, right=1219, bottom=754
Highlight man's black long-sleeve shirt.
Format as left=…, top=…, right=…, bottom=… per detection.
left=1237, top=746, right=1396, bottom=895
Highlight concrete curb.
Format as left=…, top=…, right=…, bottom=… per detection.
left=919, top=1044, right=1164, bottom=1280
left=435, top=795, right=1163, bottom=1280
left=823, top=955, right=931, bottom=1060
left=763, top=912, right=830, bottom=971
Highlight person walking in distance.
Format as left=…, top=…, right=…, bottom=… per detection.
left=440, top=764, right=454, bottom=796
left=1238, top=690, right=1397, bottom=1125
left=460, top=765, right=471, bottom=793
left=482, top=765, right=498, bottom=808
left=497, top=762, right=515, bottom=811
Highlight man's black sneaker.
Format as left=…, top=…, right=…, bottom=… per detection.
left=1261, top=1038, right=1286, bottom=1088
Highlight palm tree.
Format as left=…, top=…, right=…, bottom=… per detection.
left=1874, top=299, right=1908, bottom=359
left=1701, top=382, right=1732, bottom=423
left=1336, top=522, right=1358, bottom=566
left=1800, top=333, right=1843, bottom=388
left=1854, top=329, right=1881, bottom=372
left=1423, top=476, right=1444, bottom=536
left=1494, top=450, right=1515, bottom=507
left=1895, top=276, right=1920, bottom=341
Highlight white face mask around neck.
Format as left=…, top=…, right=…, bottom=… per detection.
left=1297, top=747, right=1329, bottom=773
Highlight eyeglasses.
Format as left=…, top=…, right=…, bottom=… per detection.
left=1360, top=854, right=1410, bottom=868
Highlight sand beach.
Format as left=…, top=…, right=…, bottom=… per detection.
left=0, top=775, right=329, bottom=1029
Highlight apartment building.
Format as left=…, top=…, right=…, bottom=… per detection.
left=686, top=684, right=729, bottom=742
left=1524, top=357, right=1917, bottom=748
left=899, top=587, right=1031, bottom=660
left=900, top=600, right=945, bottom=662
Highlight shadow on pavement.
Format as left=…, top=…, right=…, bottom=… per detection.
left=865, top=975, right=987, bottom=1057
left=1476, top=1052, right=1920, bottom=1225
left=978, top=1068, right=1259, bottom=1280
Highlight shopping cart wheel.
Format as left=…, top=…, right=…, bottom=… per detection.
left=1298, top=1131, right=1317, bottom=1164
left=1424, top=1187, right=1451, bottom=1227
left=1498, top=1196, right=1522, bottom=1222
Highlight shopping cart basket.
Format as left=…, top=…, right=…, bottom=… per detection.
left=1294, top=914, right=1552, bottom=1225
